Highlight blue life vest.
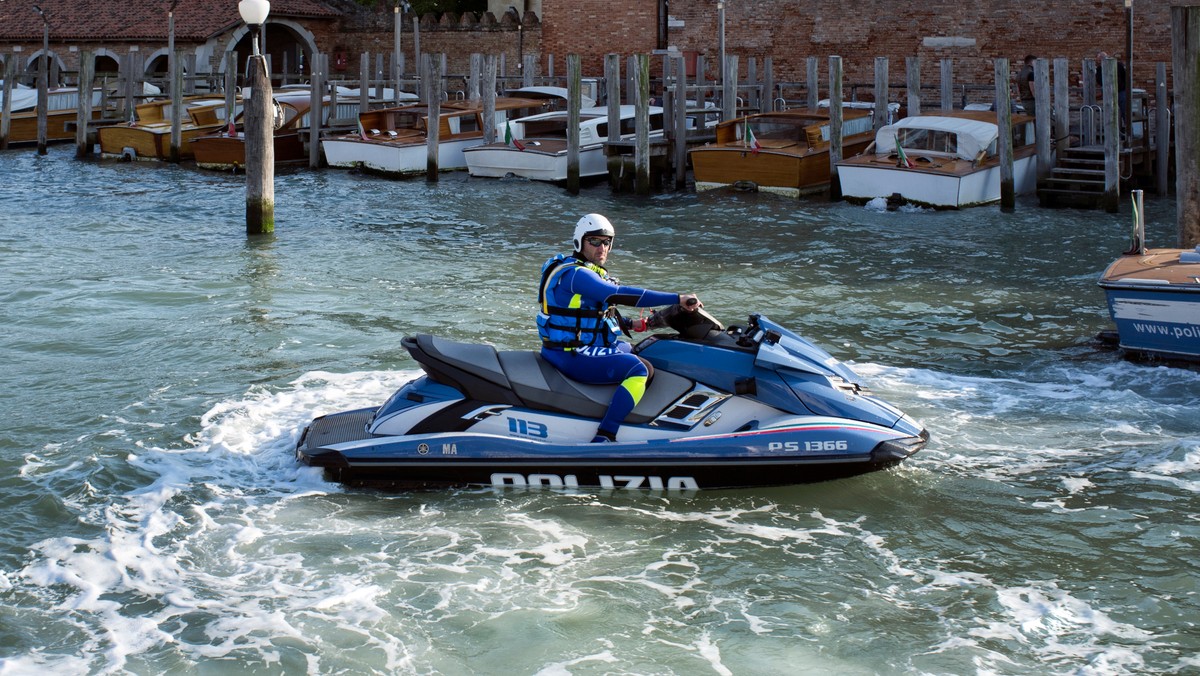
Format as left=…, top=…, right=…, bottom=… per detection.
left=536, top=254, right=621, bottom=350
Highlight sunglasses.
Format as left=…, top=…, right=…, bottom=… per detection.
left=584, top=237, right=613, bottom=248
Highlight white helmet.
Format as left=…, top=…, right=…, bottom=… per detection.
left=573, top=213, right=615, bottom=251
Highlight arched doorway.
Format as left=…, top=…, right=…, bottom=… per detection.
left=229, top=21, right=314, bottom=87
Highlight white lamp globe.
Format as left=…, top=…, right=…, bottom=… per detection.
left=239, top=0, right=270, bottom=26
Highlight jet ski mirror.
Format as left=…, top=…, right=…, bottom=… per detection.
left=646, top=302, right=725, bottom=341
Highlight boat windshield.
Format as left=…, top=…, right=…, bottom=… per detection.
left=895, top=127, right=960, bottom=156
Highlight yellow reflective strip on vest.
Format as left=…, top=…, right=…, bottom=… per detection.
left=620, top=375, right=648, bottom=405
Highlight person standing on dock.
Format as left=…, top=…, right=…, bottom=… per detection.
left=537, top=214, right=700, bottom=443
left=1016, top=55, right=1037, bottom=114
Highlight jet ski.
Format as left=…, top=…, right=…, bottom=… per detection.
left=296, top=306, right=928, bottom=490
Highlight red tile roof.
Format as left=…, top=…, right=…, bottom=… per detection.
left=0, top=0, right=339, bottom=42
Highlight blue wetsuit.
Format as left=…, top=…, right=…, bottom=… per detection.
left=537, top=254, right=679, bottom=441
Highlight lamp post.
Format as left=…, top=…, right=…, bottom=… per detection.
left=32, top=4, right=49, bottom=155
left=239, top=0, right=274, bottom=235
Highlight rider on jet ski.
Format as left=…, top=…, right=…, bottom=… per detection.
left=537, top=214, right=701, bottom=443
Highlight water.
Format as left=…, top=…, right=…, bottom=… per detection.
left=0, top=146, right=1197, bottom=675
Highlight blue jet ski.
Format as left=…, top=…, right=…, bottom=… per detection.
left=296, top=306, right=928, bottom=490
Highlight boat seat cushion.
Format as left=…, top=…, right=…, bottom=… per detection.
left=498, top=350, right=694, bottom=424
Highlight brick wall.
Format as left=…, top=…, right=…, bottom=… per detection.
left=541, top=0, right=1174, bottom=93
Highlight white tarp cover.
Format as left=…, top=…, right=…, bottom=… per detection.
left=874, top=115, right=998, bottom=161
left=0, top=82, right=37, bottom=112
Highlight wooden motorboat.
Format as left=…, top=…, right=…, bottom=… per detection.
left=98, top=96, right=235, bottom=161
left=1, top=84, right=101, bottom=145
left=321, top=97, right=550, bottom=177
left=836, top=110, right=1039, bottom=209
left=191, top=94, right=313, bottom=171
left=689, top=108, right=875, bottom=197
left=463, top=105, right=664, bottom=182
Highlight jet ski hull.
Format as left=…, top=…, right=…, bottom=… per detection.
left=296, top=406, right=927, bottom=490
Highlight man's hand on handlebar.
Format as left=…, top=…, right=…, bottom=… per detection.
left=679, top=294, right=701, bottom=312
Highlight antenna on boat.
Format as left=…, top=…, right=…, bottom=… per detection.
left=1124, top=189, right=1145, bottom=256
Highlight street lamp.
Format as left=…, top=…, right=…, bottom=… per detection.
left=239, top=0, right=270, bottom=57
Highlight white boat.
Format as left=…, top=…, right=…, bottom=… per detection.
left=836, top=111, right=1039, bottom=209
left=463, top=105, right=664, bottom=182
left=322, top=97, right=547, bottom=177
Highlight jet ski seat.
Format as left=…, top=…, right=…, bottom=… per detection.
left=404, top=334, right=694, bottom=424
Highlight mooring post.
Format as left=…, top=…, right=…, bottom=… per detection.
left=468, top=53, right=482, bottom=103
left=1053, top=58, right=1070, bottom=148
left=906, top=56, right=921, bottom=117
left=1156, top=62, right=1170, bottom=197
left=482, top=55, right=497, bottom=143
left=763, top=58, right=774, bottom=113
left=673, top=53, right=688, bottom=190
left=169, top=48, right=183, bottom=163
left=993, top=58, right=1015, bottom=212
left=1101, top=57, right=1120, bottom=213
left=1173, top=4, right=1200, bottom=247
left=828, top=55, right=844, bottom=201
left=425, top=54, right=442, bottom=182
left=36, top=48, right=48, bottom=154
left=224, top=51, right=237, bottom=132
left=75, top=50, right=95, bottom=158
left=721, top=55, right=737, bottom=123
left=566, top=53, right=581, bottom=194
left=245, top=54, right=275, bottom=235
left=872, top=56, right=888, bottom=130
left=806, top=56, right=819, bottom=110
left=1, top=57, right=15, bottom=150
left=940, top=58, right=954, bottom=111
left=1035, top=58, right=1052, bottom=181
left=605, top=53, right=621, bottom=190
left=309, top=53, right=324, bottom=169
left=635, top=53, right=651, bottom=195
left=359, top=53, right=370, bottom=114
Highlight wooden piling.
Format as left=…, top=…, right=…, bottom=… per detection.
left=721, top=55, right=737, bottom=123
left=244, top=55, right=274, bottom=235
left=36, top=50, right=48, bottom=154
left=672, top=53, right=687, bottom=190
left=308, top=53, right=324, bottom=169
left=359, top=53, right=370, bottom=114
left=828, top=55, right=843, bottom=200
left=635, top=53, right=651, bottom=195
left=605, top=53, right=620, bottom=138
left=905, top=56, right=921, bottom=117
left=566, top=53, right=581, bottom=194
left=75, top=51, right=94, bottom=158
left=224, top=51, right=237, bottom=131
left=169, top=49, right=183, bottom=163
left=425, top=54, right=441, bottom=181
left=763, top=58, right=775, bottom=113
left=1100, top=57, right=1120, bottom=213
left=872, top=57, right=888, bottom=130
left=375, top=53, right=385, bottom=100
left=1053, top=58, right=1070, bottom=147
left=1173, top=4, right=1200, bottom=247
left=806, top=57, right=819, bottom=110
left=940, top=59, right=953, bottom=111
left=1155, top=62, right=1170, bottom=197
left=469, top=53, right=482, bottom=102
left=2, top=56, right=17, bottom=150
left=993, top=58, right=1015, bottom=212
left=522, top=54, right=535, bottom=88
left=1034, top=58, right=1052, bottom=181
left=483, top=55, right=497, bottom=143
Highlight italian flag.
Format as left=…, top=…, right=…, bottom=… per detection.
left=895, top=134, right=914, bottom=168
left=745, top=119, right=761, bottom=154
left=505, top=121, right=525, bottom=150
